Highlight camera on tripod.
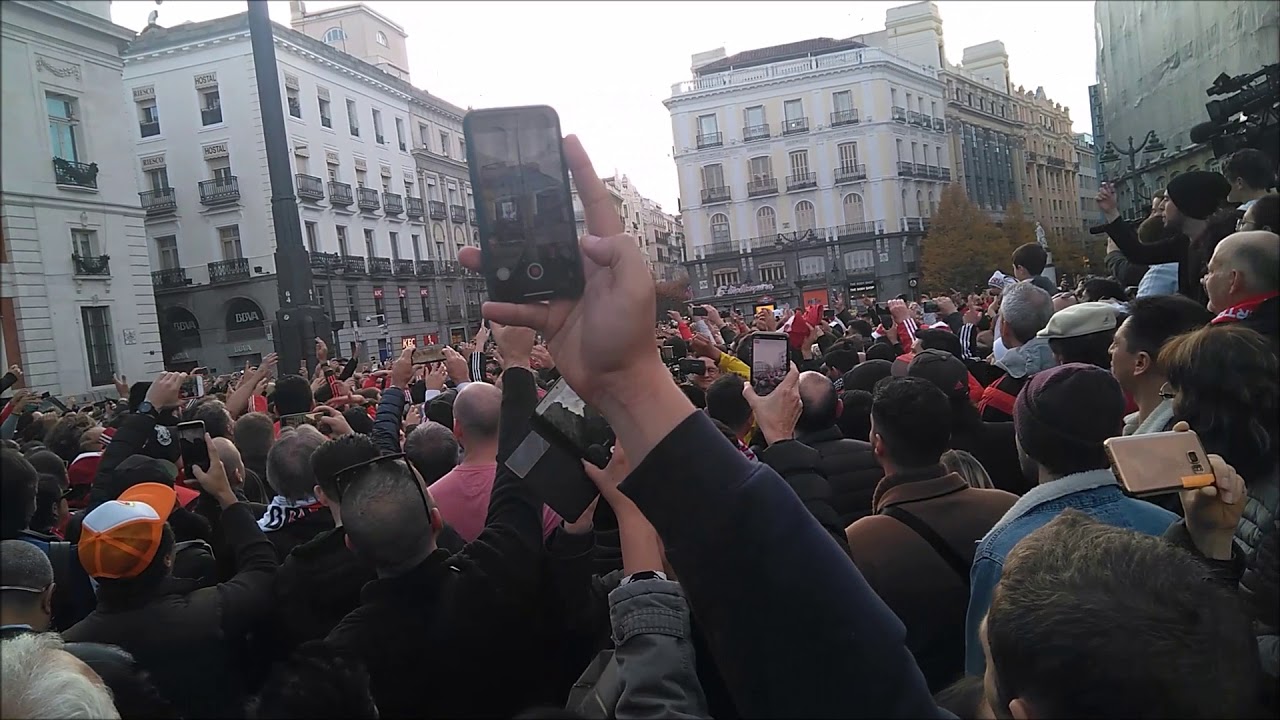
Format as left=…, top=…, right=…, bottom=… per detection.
left=1190, top=63, right=1279, bottom=161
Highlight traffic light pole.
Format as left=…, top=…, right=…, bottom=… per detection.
left=247, top=0, right=327, bottom=376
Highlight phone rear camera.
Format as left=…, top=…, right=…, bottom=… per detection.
left=1188, top=451, right=1200, bottom=463
left=527, top=263, right=544, bottom=280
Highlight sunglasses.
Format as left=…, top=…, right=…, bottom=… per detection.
left=330, top=452, right=431, bottom=518
left=1158, top=382, right=1177, bottom=401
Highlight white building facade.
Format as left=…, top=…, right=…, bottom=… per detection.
left=122, top=8, right=483, bottom=371
left=1, top=0, right=164, bottom=399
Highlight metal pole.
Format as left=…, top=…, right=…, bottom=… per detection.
left=247, top=0, right=324, bottom=376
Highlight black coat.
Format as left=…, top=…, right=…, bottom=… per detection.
left=950, top=419, right=1030, bottom=496
left=794, top=426, right=884, bottom=527
left=1239, top=296, right=1279, bottom=353
left=264, top=507, right=335, bottom=563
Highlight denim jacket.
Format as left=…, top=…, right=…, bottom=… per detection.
left=609, top=577, right=710, bottom=719
left=964, top=469, right=1176, bottom=674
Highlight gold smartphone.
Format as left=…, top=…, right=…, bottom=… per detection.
left=1104, top=430, right=1216, bottom=497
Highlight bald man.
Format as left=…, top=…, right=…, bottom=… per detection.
left=795, top=371, right=883, bottom=526
left=427, top=383, right=561, bottom=542
left=1203, top=230, right=1279, bottom=348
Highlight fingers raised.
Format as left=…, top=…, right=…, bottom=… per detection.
left=563, top=135, right=623, bottom=238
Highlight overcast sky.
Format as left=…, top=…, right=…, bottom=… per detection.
left=111, top=0, right=1098, bottom=210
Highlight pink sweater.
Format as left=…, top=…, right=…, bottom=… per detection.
left=428, top=462, right=562, bottom=542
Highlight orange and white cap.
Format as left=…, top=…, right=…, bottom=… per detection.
left=77, top=482, right=176, bottom=580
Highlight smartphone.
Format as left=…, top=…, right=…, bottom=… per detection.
left=412, top=345, right=446, bottom=364
left=464, top=105, right=585, bottom=303
left=40, top=392, right=69, bottom=413
left=279, top=412, right=319, bottom=429
left=180, top=375, right=205, bottom=399
left=750, top=332, right=790, bottom=396
left=323, top=368, right=344, bottom=400
left=678, top=357, right=707, bottom=376
left=1104, top=430, right=1217, bottom=497
left=531, top=377, right=615, bottom=470
left=690, top=306, right=708, bottom=317
left=176, top=420, right=211, bottom=474
left=923, top=301, right=940, bottom=314
left=659, top=345, right=675, bottom=363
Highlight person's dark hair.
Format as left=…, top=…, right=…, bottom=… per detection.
left=1079, top=277, right=1126, bottom=304
left=267, top=427, right=327, bottom=501
left=342, top=407, right=374, bottom=435
left=273, top=375, right=314, bottom=416
left=842, top=358, right=893, bottom=393
left=403, top=421, right=460, bottom=486
left=343, top=459, right=435, bottom=573
left=424, top=389, right=457, bottom=430
left=934, top=675, right=987, bottom=720
left=1224, top=148, right=1276, bottom=191
left=1248, top=192, right=1279, bottom=232
left=1163, top=324, right=1279, bottom=481
left=43, top=414, right=95, bottom=464
left=30, top=473, right=64, bottom=536
left=94, top=524, right=175, bottom=604
left=1012, top=242, right=1048, bottom=276
left=233, top=412, right=276, bottom=463
left=865, top=342, right=898, bottom=362
left=871, top=377, right=951, bottom=468
left=1116, top=295, right=1213, bottom=370
left=1048, top=327, right=1118, bottom=369
left=62, top=642, right=178, bottom=719
left=823, top=348, right=858, bottom=375
left=986, top=509, right=1260, bottom=718
left=312, top=433, right=381, bottom=501
left=1, top=449, right=39, bottom=540
left=249, top=641, right=377, bottom=719
left=836, top=389, right=873, bottom=443
left=797, top=372, right=839, bottom=433
left=24, top=449, right=68, bottom=487
left=19, top=414, right=56, bottom=446
left=849, top=319, right=874, bottom=339
left=732, top=331, right=755, bottom=369
left=705, top=374, right=751, bottom=435
left=187, top=398, right=233, bottom=439
left=678, top=382, right=706, bottom=409
left=916, top=328, right=964, bottom=360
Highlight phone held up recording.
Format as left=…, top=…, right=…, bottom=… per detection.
left=1104, top=430, right=1216, bottom=497
left=750, top=332, right=789, bottom=396
left=524, top=378, right=614, bottom=521
left=176, top=420, right=211, bottom=475
left=464, top=105, right=585, bottom=304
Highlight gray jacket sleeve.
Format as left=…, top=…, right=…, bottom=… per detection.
left=609, top=577, right=710, bottom=720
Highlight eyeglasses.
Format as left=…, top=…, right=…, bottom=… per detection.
left=1158, top=382, right=1176, bottom=401
left=0, top=584, right=51, bottom=594
left=330, top=452, right=431, bottom=518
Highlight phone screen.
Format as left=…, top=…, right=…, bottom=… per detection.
left=412, top=345, right=445, bottom=364
left=750, top=333, right=789, bottom=396
left=531, top=378, right=615, bottom=469
left=464, top=105, right=584, bottom=303
left=176, top=420, right=211, bottom=474
left=280, top=413, right=317, bottom=429
left=180, top=375, right=205, bottom=399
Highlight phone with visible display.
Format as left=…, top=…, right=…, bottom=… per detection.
left=690, top=306, right=708, bottom=317
left=280, top=412, right=320, bottom=430
left=180, top=375, right=205, bottom=399
left=412, top=345, right=445, bottom=364
left=176, top=420, right=211, bottom=474
left=750, top=332, right=789, bottom=396
left=1104, top=430, right=1216, bottom=497
left=464, top=105, right=584, bottom=303
left=527, top=378, right=611, bottom=519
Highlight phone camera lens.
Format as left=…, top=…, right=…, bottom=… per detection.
left=1188, top=451, right=1199, bottom=463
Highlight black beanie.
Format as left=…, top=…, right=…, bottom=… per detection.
left=1014, top=363, right=1124, bottom=474
left=842, top=359, right=893, bottom=393
left=1165, top=171, right=1231, bottom=221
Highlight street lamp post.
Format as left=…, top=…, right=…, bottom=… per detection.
left=1098, top=131, right=1166, bottom=219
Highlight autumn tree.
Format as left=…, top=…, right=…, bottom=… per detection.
left=920, top=185, right=1013, bottom=293
left=655, top=277, right=691, bottom=321
left=1048, top=232, right=1107, bottom=282
left=1000, top=201, right=1037, bottom=257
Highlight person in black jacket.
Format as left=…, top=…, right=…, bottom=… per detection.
left=261, top=426, right=332, bottom=562
left=796, top=371, right=883, bottom=526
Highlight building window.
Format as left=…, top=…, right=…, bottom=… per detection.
left=199, top=89, right=221, bottom=125
left=453, top=226, right=465, bottom=247
left=81, top=306, right=116, bottom=387
left=459, top=137, right=466, bottom=158
left=375, top=30, right=388, bottom=46
left=418, top=123, right=429, bottom=146
left=399, top=291, right=410, bottom=323
left=798, top=255, right=825, bottom=277
left=832, top=90, right=854, bottom=114
left=411, top=233, right=422, bottom=262
left=218, top=225, right=243, bottom=259
left=433, top=223, right=446, bottom=259
left=756, top=206, right=777, bottom=237
left=842, top=193, right=865, bottom=224
left=304, top=221, right=318, bottom=252
left=346, top=99, right=359, bottom=136
left=47, top=94, right=80, bottom=161
left=420, top=291, right=432, bottom=321
left=373, top=291, right=385, bottom=318
left=324, top=27, right=345, bottom=44
left=395, top=117, right=406, bottom=151
left=838, top=142, right=859, bottom=170
left=355, top=169, right=367, bottom=188
left=318, top=93, right=332, bottom=128
left=327, top=163, right=339, bottom=182
left=71, top=228, right=98, bottom=258
left=844, top=249, right=875, bottom=272
left=208, top=157, right=232, bottom=183
left=749, top=156, right=773, bottom=182
left=138, top=100, right=160, bottom=137
left=794, top=200, right=816, bottom=233
left=789, top=150, right=810, bottom=177
left=346, top=285, right=359, bottom=325
left=701, top=163, right=725, bottom=191
left=709, top=212, right=730, bottom=245
left=711, top=268, right=739, bottom=287
left=336, top=225, right=350, bottom=256
left=759, top=263, right=786, bottom=283
left=364, top=228, right=377, bottom=257
left=697, top=113, right=718, bottom=139
left=145, top=167, right=169, bottom=191
left=439, top=131, right=451, bottom=157
left=389, top=231, right=400, bottom=261
left=286, top=85, right=302, bottom=119
left=156, top=235, right=180, bottom=270
left=372, top=108, right=385, bottom=143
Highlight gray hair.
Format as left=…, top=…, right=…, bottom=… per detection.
left=1, top=539, right=54, bottom=594
left=1223, top=230, right=1280, bottom=294
left=266, top=425, right=326, bottom=500
left=403, top=421, right=460, bottom=486
left=1000, top=281, right=1054, bottom=344
left=0, top=632, right=120, bottom=719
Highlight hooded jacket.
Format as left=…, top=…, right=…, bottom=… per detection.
left=978, top=337, right=1057, bottom=422
left=794, top=425, right=884, bottom=526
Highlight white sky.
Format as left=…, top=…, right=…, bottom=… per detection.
left=111, top=0, right=1098, bottom=210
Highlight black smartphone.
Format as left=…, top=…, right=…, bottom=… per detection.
left=531, top=377, right=615, bottom=470
left=923, top=301, right=940, bottom=314
left=750, top=332, right=790, bottom=396
left=823, top=308, right=835, bottom=320
left=40, top=392, right=69, bottom=413
left=279, top=412, right=318, bottom=429
left=464, top=105, right=585, bottom=303
left=176, top=420, right=211, bottom=474
left=678, top=357, right=707, bottom=376
left=690, top=306, right=708, bottom=317
left=660, top=345, right=675, bottom=363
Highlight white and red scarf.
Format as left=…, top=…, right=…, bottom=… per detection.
left=1211, top=292, right=1278, bottom=325
left=257, top=495, right=325, bottom=532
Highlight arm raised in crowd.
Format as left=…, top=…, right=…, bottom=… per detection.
left=1097, top=183, right=1187, bottom=266
left=0, top=364, right=21, bottom=395
left=371, top=348, right=413, bottom=454
left=225, top=353, right=277, bottom=420
left=90, top=372, right=185, bottom=506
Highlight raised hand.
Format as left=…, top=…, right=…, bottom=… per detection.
left=145, top=371, right=186, bottom=410
left=441, top=346, right=470, bottom=384
left=530, top=344, right=554, bottom=370
left=390, top=347, right=414, bottom=389
left=1096, top=183, right=1119, bottom=221
left=491, top=321, right=535, bottom=370
left=313, top=405, right=354, bottom=438
left=424, top=363, right=447, bottom=391
left=315, top=337, right=329, bottom=363
left=186, top=433, right=237, bottom=508
left=742, top=363, right=801, bottom=445
left=113, top=374, right=129, bottom=398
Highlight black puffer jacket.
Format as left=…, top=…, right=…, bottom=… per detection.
left=794, top=426, right=883, bottom=527
left=1242, top=516, right=1278, bottom=695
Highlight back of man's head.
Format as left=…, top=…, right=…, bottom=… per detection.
left=1, top=539, right=54, bottom=626
left=1001, top=282, right=1054, bottom=344
left=836, top=389, right=873, bottom=443
left=1, top=450, right=38, bottom=541
left=211, top=437, right=244, bottom=486
left=916, top=328, right=964, bottom=360
left=1224, top=148, right=1275, bottom=192
left=187, top=399, right=233, bottom=439
left=870, top=377, right=951, bottom=469
left=1014, top=364, right=1123, bottom=477
left=823, top=348, right=858, bottom=376
left=452, top=383, right=500, bottom=448
left=24, top=449, right=67, bottom=487
left=311, top=434, right=380, bottom=502
left=342, top=459, right=436, bottom=575
left=0, top=633, right=121, bottom=719
left=266, top=426, right=326, bottom=501
left=233, top=412, right=276, bottom=462
left=985, top=509, right=1259, bottom=718
left=403, top=422, right=460, bottom=486
left=705, top=374, right=752, bottom=437
left=1012, top=243, right=1048, bottom=276
left=1118, top=295, right=1214, bottom=372
left=273, top=375, right=314, bottom=416
left=1221, top=230, right=1280, bottom=295
left=797, top=371, right=840, bottom=433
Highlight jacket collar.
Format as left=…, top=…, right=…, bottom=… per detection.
left=795, top=425, right=843, bottom=445
left=996, top=337, right=1057, bottom=379
left=95, top=576, right=199, bottom=613
left=359, top=547, right=455, bottom=606
left=1124, top=398, right=1176, bottom=436
left=989, top=468, right=1118, bottom=535
left=872, top=463, right=969, bottom=512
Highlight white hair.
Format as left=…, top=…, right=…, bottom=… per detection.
left=0, top=632, right=120, bottom=719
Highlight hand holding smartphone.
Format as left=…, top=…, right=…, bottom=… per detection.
left=749, top=332, right=789, bottom=396
left=1104, top=430, right=1217, bottom=497
left=176, top=420, right=211, bottom=474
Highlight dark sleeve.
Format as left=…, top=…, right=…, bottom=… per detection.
left=1105, top=250, right=1147, bottom=288
left=1162, top=520, right=1245, bottom=589
left=1104, top=216, right=1187, bottom=266
left=719, top=326, right=737, bottom=348
left=87, top=412, right=158, bottom=507
left=371, top=387, right=406, bottom=454
left=941, top=312, right=963, bottom=334
left=757, top=440, right=851, bottom=556
left=213, top=502, right=279, bottom=636
left=470, top=351, right=484, bottom=382
left=545, top=528, right=601, bottom=636
left=0, top=372, right=17, bottom=395
left=338, top=356, right=359, bottom=382
left=620, top=411, right=939, bottom=719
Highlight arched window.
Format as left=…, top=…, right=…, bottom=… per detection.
left=375, top=31, right=388, bottom=46
left=756, top=206, right=777, bottom=237
left=794, top=201, right=816, bottom=233
left=432, top=223, right=445, bottom=243
left=453, top=227, right=465, bottom=247
left=901, top=189, right=909, bottom=217
left=472, top=230, right=479, bottom=246
left=323, top=27, right=345, bottom=44
left=915, top=191, right=924, bottom=217
left=928, top=190, right=938, bottom=215
left=842, top=193, right=865, bottom=225
left=709, top=213, right=730, bottom=245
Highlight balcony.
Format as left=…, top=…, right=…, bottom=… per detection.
left=469, top=208, right=478, bottom=225
left=940, top=167, right=952, bottom=181
left=743, top=124, right=770, bottom=142
left=309, top=251, right=340, bottom=273
left=747, top=178, right=778, bottom=197
left=696, top=131, right=723, bottom=149
left=907, top=111, right=923, bottom=126
left=747, top=234, right=782, bottom=251
left=383, top=192, right=404, bottom=215
left=328, top=181, right=354, bottom=206
left=924, top=165, right=940, bottom=179
left=52, top=158, right=98, bottom=189
left=900, top=217, right=929, bottom=233
left=428, top=200, right=447, bottom=219
left=405, top=196, right=424, bottom=218
left=892, top=106, right=907, bottom=122
left=368, top=256, right=392, bottom=276
left=1047, top=157, right=1066, bottom=168
left=1026, top=151, right=1039, bottom=163
left=834, top=164, right=867, bottom=184
left=152, top=267, right=188, bottom=290
left=72, top=254, right=110, bottom=276
left=836, top=221, right=879, bottom=239
left=198, top=177, right=239, bottom=205
left=415, top=259, right=436, bottom=276
left=932, top=117, right=946, bottom=132
left=139, top=187, right=177, bottom=215
left=915, top=163, right=929, bottom=177
left=450, top=204, right=467, bottom=223
left=201, top=107, right=222, bottom=125
left=786, top=172, right=817, bottom=191
left=208, top=257, right=249, bottom=284
left=394, top=258, right=415, bottom=276
left=341, top=255, right=367, bottom=274
left=701, top=186, right=731, bottom=204
left=357, top=187, right=380, bottom=212
left=703, top=241, right=739, bottom=258
left=830, top=109, right=859, bottom=127
left=139, top=120, right=160, bottom=138
left=782, top=117, right=810, bottom=135
left=897, top=161, right=917, bottom=177
left=295, top=173, right=325, bottom=202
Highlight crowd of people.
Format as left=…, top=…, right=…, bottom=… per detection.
left=0, top=137, right=1277, bottom=719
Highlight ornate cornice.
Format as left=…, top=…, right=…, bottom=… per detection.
left=36, top=55, right=82, bottom=79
